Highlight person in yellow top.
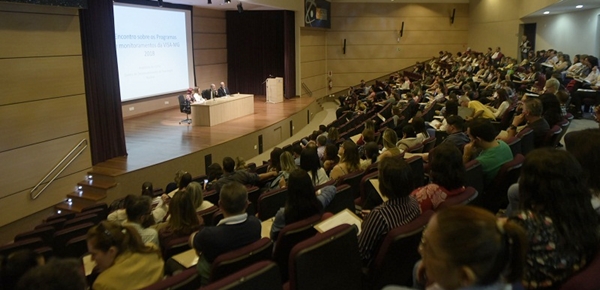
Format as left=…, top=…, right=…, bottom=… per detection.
left=87, top=221, right=164, bottom=290
left=459, top=96, right=495, bottom=120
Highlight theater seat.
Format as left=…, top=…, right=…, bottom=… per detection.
left=559, top=248, right=600, bottom=290
left=436, top=187, right=478, bottom=210
left=209, top=237, right=273, bottom=283
left=272, top=214, right=321, bottom=281
left=141, top=267, right=200, bottom=290
left=203, top=261, right=283, bottom=290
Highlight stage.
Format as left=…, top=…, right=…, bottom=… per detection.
left=90, top=96, right=322, bottom=197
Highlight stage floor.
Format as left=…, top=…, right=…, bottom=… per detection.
left=92, top=96, right=316, bottom=175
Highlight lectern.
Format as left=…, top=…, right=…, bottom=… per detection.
left=266, top=77, right=284, bottom=103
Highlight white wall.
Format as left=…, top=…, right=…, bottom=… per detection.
left=529, top=8, right=600, bottom=56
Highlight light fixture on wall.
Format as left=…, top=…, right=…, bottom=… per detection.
left=576, top=5, right=583, bottom=8
left=543, top=11, right=550, bottom=14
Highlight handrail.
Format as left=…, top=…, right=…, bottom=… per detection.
left=30, top=139, right=88, bottom=200
left=301, top=82, right=313, bottom=97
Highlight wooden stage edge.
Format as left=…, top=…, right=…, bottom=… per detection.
left=91, top=95, right=322, bottom=195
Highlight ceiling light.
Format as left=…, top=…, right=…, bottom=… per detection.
left=576, top=5, right=583, bottom=8
left=543, top=11, right=550, bottom=14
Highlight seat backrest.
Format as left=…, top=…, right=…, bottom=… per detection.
left=45, top=212, right=75, bottom=223
left=203, top=261, right=283, bottom=290
left=163, top=235, right=191, bottom=261
left=197, top=205, right=219, bottom=226
left=407, top=143, right=424, bottom=153
left=202, top=189, right=219, bottom=207
left=335, top=170, right=365, bottom=199
left=141, top=267, right=200, bottom=290
left=63, top=213, right=99, bottom=228
left=81, top=203, right=108, bottom=220
left=273, top=214, right=321, bottom=282
left=52, top=222, right=95, bottom=256
left=255, top=163, right=269, bottom=174
left=544, top=124, right=562, bottom=147
left=370, top=210, right=434, bottom=289
left=436, top=187, right=478, bottom=210
left=210, top=237, right=273, bottom=282
left=464, top=160, right=484, bottom=196
left=406, top=156, right=425, bottom=188
left=422, top=136, right=437, bottom=153
left=288, top=224, right=362, bottom=290
left=481, top=154, right=525, bottom=213
left=504, top=136, right=522, bottom=157
left=63, top=235, right=88, bottom=258
left=35, top=218, right=66, bottom=231
left=0, top=238, right=45, bottom=257
left=14, top=226, right=55, bottom=245
left=246, top=186, right=262, bottom=214
left=323, top=184, right=355, bottom=214
left=257, top=188, right=288, bottom=221
left=516, top=127, right=534, bottom=156
left=358, top=171, right=379, bottom=207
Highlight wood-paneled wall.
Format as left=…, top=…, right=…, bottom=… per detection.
left=318, top=2, right=469, bottom=93
left=0, top=3, right=92, bottom=228
left=300, top=28, right=328, bottom=98
left=121, top=7, right=227, bottom=119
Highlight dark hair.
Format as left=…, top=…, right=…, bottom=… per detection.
left=292, top=143, right=303, bottom=156
left=317, top=135, right=327, bottom=146
left=434, top=206, right=527, bottom=285
left=15, top=258, right=86, bottom=290
left=1, top=249, right=42, bottom=290
left=324, top=144, right=339, bottom=162
left=269, top=147, right=284, bottom=172
left=207, top=163, right=223, bottom=181
left=340, top=140, right=360, bottom=173
left=219, top=181, right=248, bottom=215
left=491, top=88, right=510, bottom=109
left=222, top=157, right=235, bottom=173
left=446, top=115, right=465, bottom=131
left=444, top=100, right=459, bottom=117
left=429, top=144, right=465, bottom=190
left=327, top=127, right=339, bottom=142
left=518, top=148, right=600, bottom=260
left=179, top=173, right=192, bottom=189
left=564, top=129, right=600, bottom=192
left=300, top=147, right=321, bottom=185
left=378, top=157, right=414, bottom=199
left=467, top=118, right=497, bottom=142
left=125, top=195, right=152, bottom=223
left=362, top=129, right=375, bottom=143
left=538, top=93, right=562, bottom=125
left=141, top=182, right=153, bottom=197
left=412, top=117, right=427, bottom=136
left=364, top=142, right=380, bottom=163
left=319, top=125, right=327, bottom=132
left=284, top=169, right=322, bottom=224
left=402, top=125, right=417, bottom=138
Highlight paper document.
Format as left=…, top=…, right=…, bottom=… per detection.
left=369, top=179, right=388, bottom=203
left=261, top=218, right=274, bottom=239
left=172, top=249, right=199, bottom=268
left=350, top=134, right=362, bottom=143
left=314, top=208, right=363, bottom=235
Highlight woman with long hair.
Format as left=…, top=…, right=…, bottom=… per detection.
left=87, top=221, right=164, bottom=289
left=378, top=129, right=401, bottom=161
left=270, top=151, right=298, bottom=190
left=156, top=190, right=202, bottom=248
left=270, top=169, right=336, bottom=240
left=186, top=181, right=214, bottom=212
left=488, top=88, right=513, bottom=119
left=299, top=147, right=330, bottom=186
left=411, top=144, right=466, bottom=212
left=330, top=140, right=361, bottom=180
left=509, top=148, right=600, bottom=289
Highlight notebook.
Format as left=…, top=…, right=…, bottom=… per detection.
left=314, top=209, right=363, bottom=235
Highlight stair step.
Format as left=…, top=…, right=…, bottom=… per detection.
left=54, top=199, right=96, bottom=213
left=66, top=191, right=106, bottom=202
left=77, top=179, right=117, bottom=190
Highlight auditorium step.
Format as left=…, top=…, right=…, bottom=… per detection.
left=54, top=198, right=96, bottom=214
left=53, top=175, right=118, bottom=214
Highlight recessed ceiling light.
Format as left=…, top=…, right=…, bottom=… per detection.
left=576, top=5, right=583, bottom=8
left=543, top=11, right=550, bottom=14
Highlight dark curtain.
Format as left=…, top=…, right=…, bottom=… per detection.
left=79, top=0, right=127, bottom=165
left=226, top=10, right=296, bottom=98
left=283, top=11, right=296, bottom=99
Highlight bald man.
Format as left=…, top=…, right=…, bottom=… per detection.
left=218, top=81, right=230, bottom=97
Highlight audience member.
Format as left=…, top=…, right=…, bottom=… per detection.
left=463, top=118, right=513, bottom=185
left=330, top=140, right=361, bottom=180
left=440, top=115, right=470, bottom=150
left=564, top=129, right=600, bottom=213
left=271, top=169, right=336, bottom=240
left=191, top=182, right=261, bottom=285
left=156, top=190, right=202, bottom=249
left=397, top=125, right=421, bottom=152
left=509, top=148, right=600, bottom=289
left=411, top=144, right=466, bottom=212
left=360, top=142, right=380, bottom=170
left=378, top=129, right=402, bottom=161
left=187, top=181, right=214, bottom=212
left=299, top=147, right=330, bottom=186
left=322, top=143, right=340, bottom=174
left=87, top=221, right=164, bottom=290
left=459, top=96, right=495, bottom=120
left=214, top=157, right=277, bottom=193
left=16, top=258, right=86, bottom=290
left=204, top=163, right=223, bottom=191
left=140, top=181, right=169, bottom=224
left=267, top=147, right=283, bottom=172
left=124, top=195, right=160, bottom=246
left=270, top=151, right=297, bottom=190
left=358, top=157, right=420, bottom=265
left=0, top=249, right=44, bottom=290
left=505, top=98, right=550, bottom=148
left=487, top=88, right=512, bottom=119
left=106, top=194, right=136, bottom=225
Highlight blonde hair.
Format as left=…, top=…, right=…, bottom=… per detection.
left=382, top=128, right=398, bottom=149
left=279, top=151, right=297, bottom=172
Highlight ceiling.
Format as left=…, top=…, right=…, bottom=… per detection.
left=524, top=0, right=600, bottom=18
left=161, top=0, right=600, bottom=16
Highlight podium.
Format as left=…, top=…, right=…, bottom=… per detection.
left=266, top=77, right=284, bottom=103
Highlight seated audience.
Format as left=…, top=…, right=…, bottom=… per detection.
left=463, top=118, right=513, bottom=185
left=141, top=181, right=169, bottom=224
left=123, top=195, right=160, bottom=246
left=440, top=115, right=470, bottom=151
left=330, top=140, right=361, bottom=180
left=322, top=143, right=340, bottom=174
left=460, top=96, right=496, bottom=120
left=107, top=194, right=136, bottom=225
left=214, top=157, right=278, bottom=193
left=267, top=147, right=283, bottom=172
left=397, top=125, right=421, bottom=152
left=378, top=129, right=402, bottom=161
left=87, top=221, right=164, bottom=290
left=360, top=142, right=380, bottom=170
left=386, top=206, right=527, bottom=290
left=358, top=157, right=421, bottom=265
left=270, top=151, right=297, bottom=190
left=0, top=249, right=44, bottom=290
left=187, top=181, right=214, bottom=212
left=191, top=182, right=261, bottom=285
left=16, top=258, right=86, bottom=290
left=564, top=129, right=600, bottom=213
left=411, top=144, right=466, bottom=212
left=487, top=88, right=513, bottom=119
left=270, top=169, right=336, bottom=240
left=504, top=98, right=550, bottom=148
left=156, top=190, right=202, bottom=250
left=508, top=148, right=600, bottom=289
left=204, top=163, right=223, bottom=191
left=300, top=147, right=330, bottom=186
